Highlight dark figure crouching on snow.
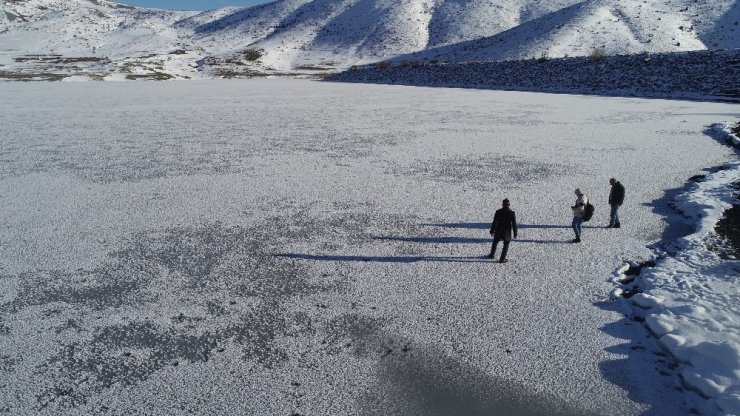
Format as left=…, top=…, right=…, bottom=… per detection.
left=489, top=199, right=518, bottom=263
left=608, top=178, right=625, bottom=228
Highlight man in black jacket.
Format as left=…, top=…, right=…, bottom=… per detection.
left=608, top=178, right=625, bottom=228
left=488, top=199, right=518, bottom=263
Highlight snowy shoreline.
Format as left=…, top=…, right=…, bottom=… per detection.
left=611, top=122, right=739, bottom=415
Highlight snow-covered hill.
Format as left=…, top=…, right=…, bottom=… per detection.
left=396, top=0, right=739, bottom=63
left=0, top=0, right=737, bottom=80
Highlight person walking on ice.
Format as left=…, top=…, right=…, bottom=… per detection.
left=488, top=198, right=517, bottom=263
left=571, top=188, right=589, bottom=243
left=607, top=178, right=625, bottom=228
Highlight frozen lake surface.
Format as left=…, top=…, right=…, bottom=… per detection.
left=0, top=80, right=736, bottom=415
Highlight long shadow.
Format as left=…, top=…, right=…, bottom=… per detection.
left=359, top=331, right=598, bottom=416
left=275, top=253, right=491, bottom=264
left=594, top=300, right=689, bottom=415
left=421, top=222, right=489, bottom=229
left=516, top=239, right=571, bottom=244
left=422, top=222, right=596, bottom=230
left=374, top=236, right=570, bottom=245
left=373, top=236, right=491, bottom=244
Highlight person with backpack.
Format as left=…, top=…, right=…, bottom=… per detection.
left=571, top=188, right=589, bottom=243
left=488, top=198, right=518, bottom=263
left=607, top=178, right=625, bottom=228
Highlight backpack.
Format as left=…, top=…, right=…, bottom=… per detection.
left=583, top=202, right=595, bottom=222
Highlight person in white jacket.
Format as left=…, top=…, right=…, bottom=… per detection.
left=571, top=188, right=588, bottom=243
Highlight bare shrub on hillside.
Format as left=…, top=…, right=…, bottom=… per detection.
left=376, top=60, right=391, bottom=69
left=590, top=48, right=607, bottom=62
left=242, top=49, right=263, bottom=62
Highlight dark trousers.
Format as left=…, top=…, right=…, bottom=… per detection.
left=490, top=238, right=510, bottom=260
left=610, top=205, right=621, bottom=226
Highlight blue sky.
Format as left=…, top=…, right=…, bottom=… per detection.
left=119, top=1, right=272, bottom=10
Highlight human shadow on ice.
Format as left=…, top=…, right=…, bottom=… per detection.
left=422, top=222, right=598, bottom=230
left=374, top=236, right=492, bottom=244
left=593, top=299, right=691, bottom=416
left=276, top=253, right=491, bottom=264
left=373, top=236, right=570, bottom=245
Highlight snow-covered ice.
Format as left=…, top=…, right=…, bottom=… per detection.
left=0, top=79, right=737, bottom=415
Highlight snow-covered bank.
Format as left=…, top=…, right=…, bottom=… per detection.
left=328, top=49, right=740, bottom=102
left=613, top=123, right=740, bottom=415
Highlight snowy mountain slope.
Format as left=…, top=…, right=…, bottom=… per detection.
left=0, top=0, right=135, bottom=31
left=0, top=0, right=197, bottom=80
left=426, top=0, right=583, bottom=47
left=185, top=0, right=588, bottom=70
left=0, top=0, right=737, bottom=80
left=395, top=0, right=739, bottom=63
left=0, top=0, right=193, bottom=57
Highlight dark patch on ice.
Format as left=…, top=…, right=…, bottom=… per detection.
left=1, top=105, right=409, bottom=183
left=391, top=155, right=571, bottom=190
left=0, top=318, right=10, bottom=335
left=48, top=322, right=219, bottom=386
left=0, top=107, right=411, bottom=182
left=0, top=355, right=15, bottom=373
left=2, top=137, right=255, bottom=183
left=8, top=269, right=145, bottom=311
left=360, top=336, right=595, bottom=416
left=297, top=130, right=400, bottom=159
left=0, top=222, right=345, bottom=411
left=322, top=313, right=385, bottom=356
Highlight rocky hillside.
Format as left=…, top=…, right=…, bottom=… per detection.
left=327, top=49, right=740, bottom=101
